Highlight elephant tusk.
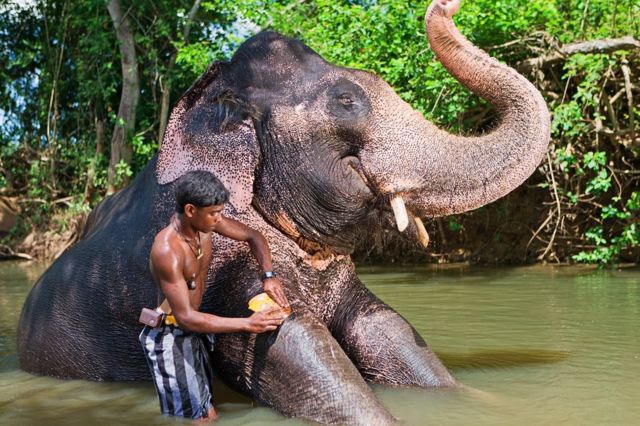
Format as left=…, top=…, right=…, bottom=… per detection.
left=414, top=217, right=430, bottom=248
left=390, top=196, right=409, bottom=232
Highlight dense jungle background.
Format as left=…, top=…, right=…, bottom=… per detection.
left=0, top=0, right=638, bottom=266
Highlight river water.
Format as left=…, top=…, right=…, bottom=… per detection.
left=1, top=261, right=639, bottom=425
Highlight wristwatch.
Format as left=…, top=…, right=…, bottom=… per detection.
left=261, top=271, right=277, bottom=281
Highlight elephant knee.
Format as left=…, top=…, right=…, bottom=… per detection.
left=339, top=309, right=456, bottom=388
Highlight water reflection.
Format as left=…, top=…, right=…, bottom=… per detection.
left=438, top=349, right=571, bottom=370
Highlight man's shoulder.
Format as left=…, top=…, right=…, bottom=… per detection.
left=151, top=227, right=182, bottom=262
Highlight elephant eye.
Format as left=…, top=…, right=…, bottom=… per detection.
left=327, top=78, right=370, bottom=119
left=338, top=94, right=354, bottom=108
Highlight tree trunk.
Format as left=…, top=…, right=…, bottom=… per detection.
left=157, top=0, right=202, bottom=147
left=45, top=2, right=69, bottom=195
left=107, top=0, right=139, bottom=193
left=83, top=116, right=105, bottom=203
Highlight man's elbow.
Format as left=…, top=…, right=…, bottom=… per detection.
left=247, top=229, right=267, bottom=247
left=174, top=312, right=199, bottom=333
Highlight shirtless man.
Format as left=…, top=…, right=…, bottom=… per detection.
left=139, top=170, right=289, bottom=422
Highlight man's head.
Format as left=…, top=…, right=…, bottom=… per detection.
left=175, top=170, right=229, bottom=213
left=175, top=171, right=229, bottom=232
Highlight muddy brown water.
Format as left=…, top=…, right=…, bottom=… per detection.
left=1, top=261, right=639, bottom=425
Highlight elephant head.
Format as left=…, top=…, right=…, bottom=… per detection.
left=157, top=1, right=549, bottom=257
left=18, top=1, right=550, bottom=424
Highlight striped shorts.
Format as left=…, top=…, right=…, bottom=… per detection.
left=139, top=325, right=215, bottom=419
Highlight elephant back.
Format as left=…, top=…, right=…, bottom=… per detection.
left=17, top=156, right=174, bottom=380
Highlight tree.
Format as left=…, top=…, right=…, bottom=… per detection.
left=158, top=0, right=202, bottom=147
left=106, top=0, right=139, bottom=193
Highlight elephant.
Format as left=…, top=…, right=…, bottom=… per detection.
left=17, top=0, right=550, bottom=424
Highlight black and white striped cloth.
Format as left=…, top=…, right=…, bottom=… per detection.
left=139, top=325, right=215, bottom=419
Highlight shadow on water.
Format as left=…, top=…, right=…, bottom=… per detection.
left=438, top=349, right=570, bottom=370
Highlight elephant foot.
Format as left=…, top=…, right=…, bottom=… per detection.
left=331, top=282, right=457, bottom=388
left=212, top=312, right=397, bottom=425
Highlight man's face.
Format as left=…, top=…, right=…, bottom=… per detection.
left=187, top=204, right=225, bottom=232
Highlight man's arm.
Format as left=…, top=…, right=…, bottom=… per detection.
left=151, top=242, right=283, bottom=334
left=214, top=217, right=290, bottom=308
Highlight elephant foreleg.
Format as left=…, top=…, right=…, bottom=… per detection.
left=212, top=312, right=397, bottom=425
left=330, top=279, right=457, bottom=388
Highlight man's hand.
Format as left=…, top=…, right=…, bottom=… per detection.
left=263, top=277, right=290, bottom=309
left=245, top=307, right=285, bottom=333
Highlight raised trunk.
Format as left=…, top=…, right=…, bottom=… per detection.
left=361, top=0, right=550, bottom=218
left=418, top=1, right=550, bottom=216
left=107, top=0, right=139, bottom=193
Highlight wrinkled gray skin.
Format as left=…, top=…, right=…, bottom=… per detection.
left=17, top=1, right=549, bottom=424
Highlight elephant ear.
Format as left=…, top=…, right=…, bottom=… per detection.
left=157, top=63, right=260, bottom=213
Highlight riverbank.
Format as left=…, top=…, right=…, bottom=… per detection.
left=2, top=181, right=638, bottom=265
left=0, top=205, right=87, bottom=262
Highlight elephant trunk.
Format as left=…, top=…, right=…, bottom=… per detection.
left=360, top=0, right=550, bottom=220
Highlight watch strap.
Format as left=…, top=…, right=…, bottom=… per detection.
left=261, top=271, right=277, bottom=281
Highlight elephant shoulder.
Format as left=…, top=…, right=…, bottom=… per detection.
left=83, top=157, right=162, bottom=240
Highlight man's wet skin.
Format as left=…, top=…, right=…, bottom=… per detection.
left=150, top=203, right=289, bottom=336
left=145, top=188, right=290, bottom=422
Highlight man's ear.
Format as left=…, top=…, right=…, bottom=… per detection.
left=157, top=64, right=260, bottom=213
left=183, top=204, right=196, bottom=218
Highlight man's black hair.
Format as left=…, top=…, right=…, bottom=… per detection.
left=175, top=170, right=229, bottom=213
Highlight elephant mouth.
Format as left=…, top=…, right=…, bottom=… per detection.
left=377, top=202, right=431, bottom=249
left=351, top=158, right=431, bottom=250
left=389, top=195, right=430, bottom=248
left=342, top=155, right=373, bottom=198
left=261, top=148, right=427, bottom=257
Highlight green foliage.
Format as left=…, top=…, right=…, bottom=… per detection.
left=0, top=0, right=638, bottom=264
left=557, top=145, right=637, bottom=266
left=548, top=50, right=638, bottom=266
left=573, top=221, right=639, bottom=266
left=113, top=160, right=133, bottom=189
left=448, top=219, right=462, bottom=233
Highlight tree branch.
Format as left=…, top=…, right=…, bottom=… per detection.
left=620, top=59, right=635, bottom=141
left=518, top=36, right=640, bottom=74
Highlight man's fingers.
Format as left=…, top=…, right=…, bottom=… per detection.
left=266, top=289, right=283, bottom=307
left=264, top=288, right=275, bottom=300
left=274, top=289, right=289, bottom=308
left=276, top=289, right=288, bottom=306
left=261, top=306, right=279, bottom=315
left=273, top=293, right=284, bottom=307
left=252, top=317, right=284, bottom=333
left=257, top=309, right=283, bottom=321
left=264, top=282, right=290, bottom=308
